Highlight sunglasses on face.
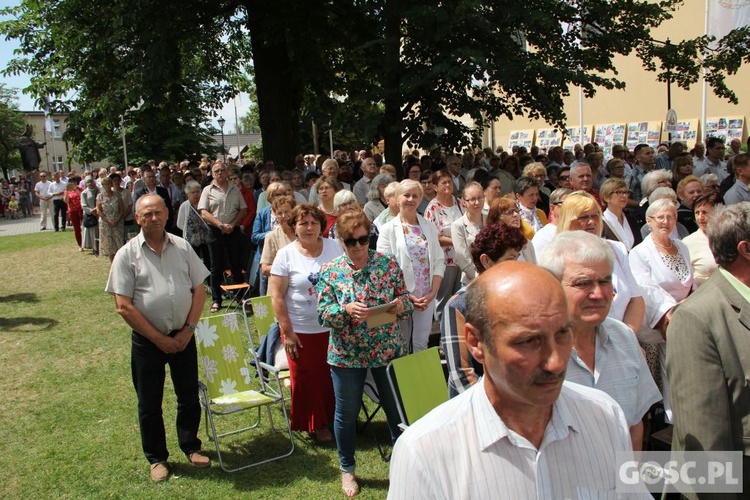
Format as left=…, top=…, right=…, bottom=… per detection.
left=343, top=235, right=369, bottom=247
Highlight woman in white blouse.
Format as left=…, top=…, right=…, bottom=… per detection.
left=377, top=180, right=445, bottom=353
left=682, top=193, right=720, bottom=287
left=600, top=178, right=642, bottom=252
left=629, top=197, right=694, bottom=424
left=451, top=182, right=487, bottom=285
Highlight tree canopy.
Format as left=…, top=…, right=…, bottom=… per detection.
left=0, top=84, right=27, bottom=179
left=2, top=0, right=748, bottom=168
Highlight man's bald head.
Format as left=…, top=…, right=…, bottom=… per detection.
left=465, top=261, right=569, bottom=353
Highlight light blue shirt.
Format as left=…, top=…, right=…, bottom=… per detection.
left=566, top=317, right=661, bottom=427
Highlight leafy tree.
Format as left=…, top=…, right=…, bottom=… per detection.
left=0, top=85, right=26, bottom=179
left=3, top=0, right=749, bottom=170
left=1, top=0, right=248, bottom=165
left=237, top=103, right=261, bottom=135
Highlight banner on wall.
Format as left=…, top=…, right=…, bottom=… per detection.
left=704, top=116, right=745, bottom=144
left=662, top=119, right=700, bottom=149
left=625, top=121, right=662, bottom=150
left=508, top=130, right=535, bottom=150
left=535, top=128, right=562, bottom=151
left=593, top=124, right=626, bottom=158
left=563, top=125, right=593, bottom=149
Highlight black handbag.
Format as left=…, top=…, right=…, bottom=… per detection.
left=83, top=213, right=98, bottom=227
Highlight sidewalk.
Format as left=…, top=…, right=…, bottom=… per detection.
left=0, top=214, right=50, bottom=237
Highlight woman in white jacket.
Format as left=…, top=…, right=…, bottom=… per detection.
left=377, top=179, right=445, bottom=352
left=629, top=197, right=693, bottom=424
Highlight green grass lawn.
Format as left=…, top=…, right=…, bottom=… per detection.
left=0, top=231, right=392, bottom=499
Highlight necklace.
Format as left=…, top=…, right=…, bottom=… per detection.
left=298, top=238, right=322, bottom=258
left=653, top=239, right=674, bottom=251
left=320, top=204, right=336, bottom=215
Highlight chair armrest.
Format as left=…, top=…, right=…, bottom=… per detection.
left=258, top=361, right=280, bottom=374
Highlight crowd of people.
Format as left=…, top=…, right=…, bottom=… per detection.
left=53, top=135, right=750, bottom=496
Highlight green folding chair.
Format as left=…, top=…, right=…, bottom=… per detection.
left=386, top=347, right=449, bottom=431
left=245, top=296, right=291, bottom=391
left=196, top=311, right=294, bottom=472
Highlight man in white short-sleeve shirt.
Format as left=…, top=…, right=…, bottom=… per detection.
left=105, top=194, right=211, bottom=482
left=388, top=261, right=649, bottom=499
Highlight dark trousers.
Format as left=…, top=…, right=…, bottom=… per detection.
left=131, top=331, right=202, bottom=464
left=207, top=226, right=244, bottom=305
left=53, top=199, right=67, bottom=231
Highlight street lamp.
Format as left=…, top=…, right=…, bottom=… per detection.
left=217, top=116, right=226, bottom=162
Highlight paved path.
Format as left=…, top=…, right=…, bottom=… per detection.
left=0, top=214, right=50, bottom=237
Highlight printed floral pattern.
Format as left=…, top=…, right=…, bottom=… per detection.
left=425, top=197, right=462, bottom=265
left=196, top=319, right=218, bottom=347
left=317, top=250, right=414, bottom=368
left=403, top=224, right=431, bottom=298
left=196, top=313, right=274, bottom=412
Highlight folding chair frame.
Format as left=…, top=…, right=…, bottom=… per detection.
left=197, top=312, right=295, bottom=472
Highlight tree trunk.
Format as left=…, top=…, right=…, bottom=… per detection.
left=382, top=0, right=403, bottom=175
left=244, top=0, right=304, bottom=169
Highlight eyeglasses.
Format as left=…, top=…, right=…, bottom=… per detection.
left=648, top=214, right=676, bottom=223
left=343, top=235, right=369, bottom=247
left=613, top=190, right=630, bottom=196
left=502, top=209, right=521, bottom=216
left=464, top=196, right=485, bottom=204
left=575, top=213, right=601, bottom=222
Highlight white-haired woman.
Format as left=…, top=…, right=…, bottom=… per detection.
left=632, top=169, right=673, bottom=229
left=629, top=197, right=694, bottom=424
left=377, top=179, right=445, bottom=353
left=373, top=181, right=400, bottom=231
left=640, top=187, right=690, bottom=240
left=328, top=190, right=359, bottom=241
left=363, top=173, right=393, bottom=222
left=177, top=180, right=211, bottom=270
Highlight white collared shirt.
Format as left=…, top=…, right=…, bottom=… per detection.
left=603, top=209, right=635, bottom=251
left=388, top=380, right=648, bottom=499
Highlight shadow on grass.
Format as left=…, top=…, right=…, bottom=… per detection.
left=0, top=316, right=59, bottom=332
left=0, top=292, right=40, bottom=304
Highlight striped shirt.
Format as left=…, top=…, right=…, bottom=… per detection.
left=566, top=317, right=662, bottom=427
left=388, top=381, right=650, bottom=499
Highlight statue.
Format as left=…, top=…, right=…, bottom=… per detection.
left=18, top=124, right=45, bottom=172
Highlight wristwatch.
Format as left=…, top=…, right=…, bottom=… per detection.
left=186, top=323, right=197, bottom=332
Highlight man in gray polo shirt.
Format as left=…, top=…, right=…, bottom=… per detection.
left=106, top=194, right=211, bottom=482
left=198, top=160, right=247, bottom=312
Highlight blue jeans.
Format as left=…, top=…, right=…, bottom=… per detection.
left=330, top=365, right=402, bottom=472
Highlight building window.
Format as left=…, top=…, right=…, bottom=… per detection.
left=53, top=119, right=62, bottom=139
left=53, top=156, right=64, bottom=171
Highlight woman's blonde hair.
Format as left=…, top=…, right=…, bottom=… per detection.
left=556, top=191, right=602, bottom=235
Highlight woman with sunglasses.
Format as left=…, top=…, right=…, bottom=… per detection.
left=317, top=209, right=413, bottom=498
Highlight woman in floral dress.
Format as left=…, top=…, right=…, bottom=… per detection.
left=424, top=169, right=464, bottom=320
left=318, top=209, right=413, bottom=498
left=96, top=176, right=124, bottom=262
left=377, top=179, right=445, bottom=353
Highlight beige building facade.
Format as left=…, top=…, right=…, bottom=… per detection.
left=22, top=112, right=108, bottom=174
left=487, top=1, right=749, bottom=153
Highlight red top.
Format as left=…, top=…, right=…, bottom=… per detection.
left=323, top=212, right=337, bottom=238
left=239, top=185, right=256, bottom=234
left=66, top=190, right=82, bottom=214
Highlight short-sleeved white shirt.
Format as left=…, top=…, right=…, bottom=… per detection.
left=105, top=232, right=209, bottom=333
left=271, top=238, right=343, bottom=333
